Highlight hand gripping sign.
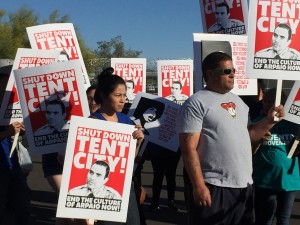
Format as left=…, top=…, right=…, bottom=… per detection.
left=57, top=116, right=136, bottom=223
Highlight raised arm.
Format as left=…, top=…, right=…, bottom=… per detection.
left=249, top=105, right=284, bottom=152
left=179, top=132, right=211, bottom=207
left=132, top=124, right=144, bottom=156
left=0, top=122, right=24, bottom=140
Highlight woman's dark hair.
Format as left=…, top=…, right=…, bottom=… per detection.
left=94, top=69, right=126, bottom=104
left=86, top=84, right=96, bottom=94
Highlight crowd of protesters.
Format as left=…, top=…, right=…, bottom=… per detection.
left=1, top=51, right=300, bottom=225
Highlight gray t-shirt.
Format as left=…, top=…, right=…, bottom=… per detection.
left=177, top=89, right=253, bottom=188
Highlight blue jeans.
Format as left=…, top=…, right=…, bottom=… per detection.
left=255, top=187, right=296, bottom=225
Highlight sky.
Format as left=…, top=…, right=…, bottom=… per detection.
left=2, top=0, right=203, bottom=59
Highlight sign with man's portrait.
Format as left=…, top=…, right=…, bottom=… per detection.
left=283, top=81, right=300, bottom=125
left=26, top=23, right=91, bottom=89
left=157, top=60, right=193, bottom=105
left=127, top=92, right=180, bottom=152
left=247, top=0, right=300, bottom=80
left=14, top=60, right=90, bottom=155
left=200, top=0, right=248, bottom=35
left=111, top=58, right=147, bottom=104
left=57, top=116, right=136, bottom=222
left=0, top=48, right=61, bottom=125
left=193, top=33, right=257, bottom=95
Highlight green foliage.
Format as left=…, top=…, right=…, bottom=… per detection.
left=0, top=6, right=94, bottom=73
left=90, top=35, right=142, bottom=74
left=95, top=35, right=142, bottom=58
left=0, top=7, right=142, bottom=77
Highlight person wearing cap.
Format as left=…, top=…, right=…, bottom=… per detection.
left=0, top=65, right=31, bottom=225
left=165, top=81, right=189, bottom=105
left=34, top=99, right=70, bottom=136
left=256, top=23, right=300, bottom=59
left=208, top=3, right=244, bottom=34
left=68, top=160, right=121, bottom=199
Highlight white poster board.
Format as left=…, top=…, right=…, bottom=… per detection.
left=111, top=58, right=147, bottom=104
left=127, top=92, right=180, bottom=152
left=14, top=60, right=90, bottom=155
left=57, top=116, right=136, bottom=222
left=246, top=0, right=300, bottom=80
left=157, top=60, right=193, bottom=105
left=193, top=33, right=257, bottom=95
left=284, top=81, right=300, bottom=124
left=200, top=0, right=248, bottom=35
left=0, top=48, right=61, bottom=125
left=26, top=23, right=91, bottom=88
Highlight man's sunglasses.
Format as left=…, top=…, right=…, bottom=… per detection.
left=212, top=68, right=236, bottom=75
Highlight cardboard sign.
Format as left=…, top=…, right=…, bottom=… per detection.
left=111, top=58, right=146, bottom=104
left=0, top=48, right=61, bottom=125
left=193, top=33, right=257, bottom=95
left=127, top=92, right=179, bottom=152
left=14, top=60, right=90, bottom=155
left=157, top=60, right=193, bottom=105
left=200, top=0, right=248, bottom=35
left=247, top=0, right=300, bottom=80
left=26, top=23, right=91, bottom=88
left=57, top=116, right=136, bottom=222
left=284, top=81, right=300, bottom=124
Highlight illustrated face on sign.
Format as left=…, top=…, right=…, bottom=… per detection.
left=45, top=102, right=66, bottom=130
left=171, top=82, right=182, bottom=97
left=126, top=80, right=135, bottom=99
left=57, top=51, right=70, bottom=62
left=143, top=107, right=158, bottom=123
left=272, top=26, right=291, bottom=52
left=215, top=5, right=229, bottom=26
left=87, top=163, right=109, bottom=191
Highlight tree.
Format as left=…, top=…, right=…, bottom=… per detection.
left=0, top=7, right=38, bottom=58
left=95, top=35, right=141, bottom=58
left=0, top=10, right=15, bottom=58
left=0, top=6, right=94, bottom=74
left=89, top=35, right=142, bottom=74
left=43, top=10, right=70, bottom=23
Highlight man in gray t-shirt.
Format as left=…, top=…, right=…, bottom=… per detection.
left=177, top=52, right=285, bottom=225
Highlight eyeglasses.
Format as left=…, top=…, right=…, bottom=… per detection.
left=212, top=68, right=236, bottom=75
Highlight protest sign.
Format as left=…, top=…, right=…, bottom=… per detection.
left=0, top=48, right=61, bottom=125
left=57, top=116, right=136, bottom=222
left=157, top=60, right=193, bottom=105
left=283, top=81, right=300, bottom=124
left=127, top=92, right=179, bottom=152
left=14, top=60, right=90, bottom=155
left=193, top=33, right=257, bottom=95
left=200, top=0, right=248, bottom=35
left=247, top=0, right=300, bottom=80
left=26, top=23, right=91, bottom=88
left=111, top=58, right=146, bottom=104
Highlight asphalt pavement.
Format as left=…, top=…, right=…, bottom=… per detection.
left=5, top=155, right=300, bottom=225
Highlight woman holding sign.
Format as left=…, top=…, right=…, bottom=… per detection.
left=90, top=71, right=144, bottom=225
left=253, top=88, right=300, bottom=225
